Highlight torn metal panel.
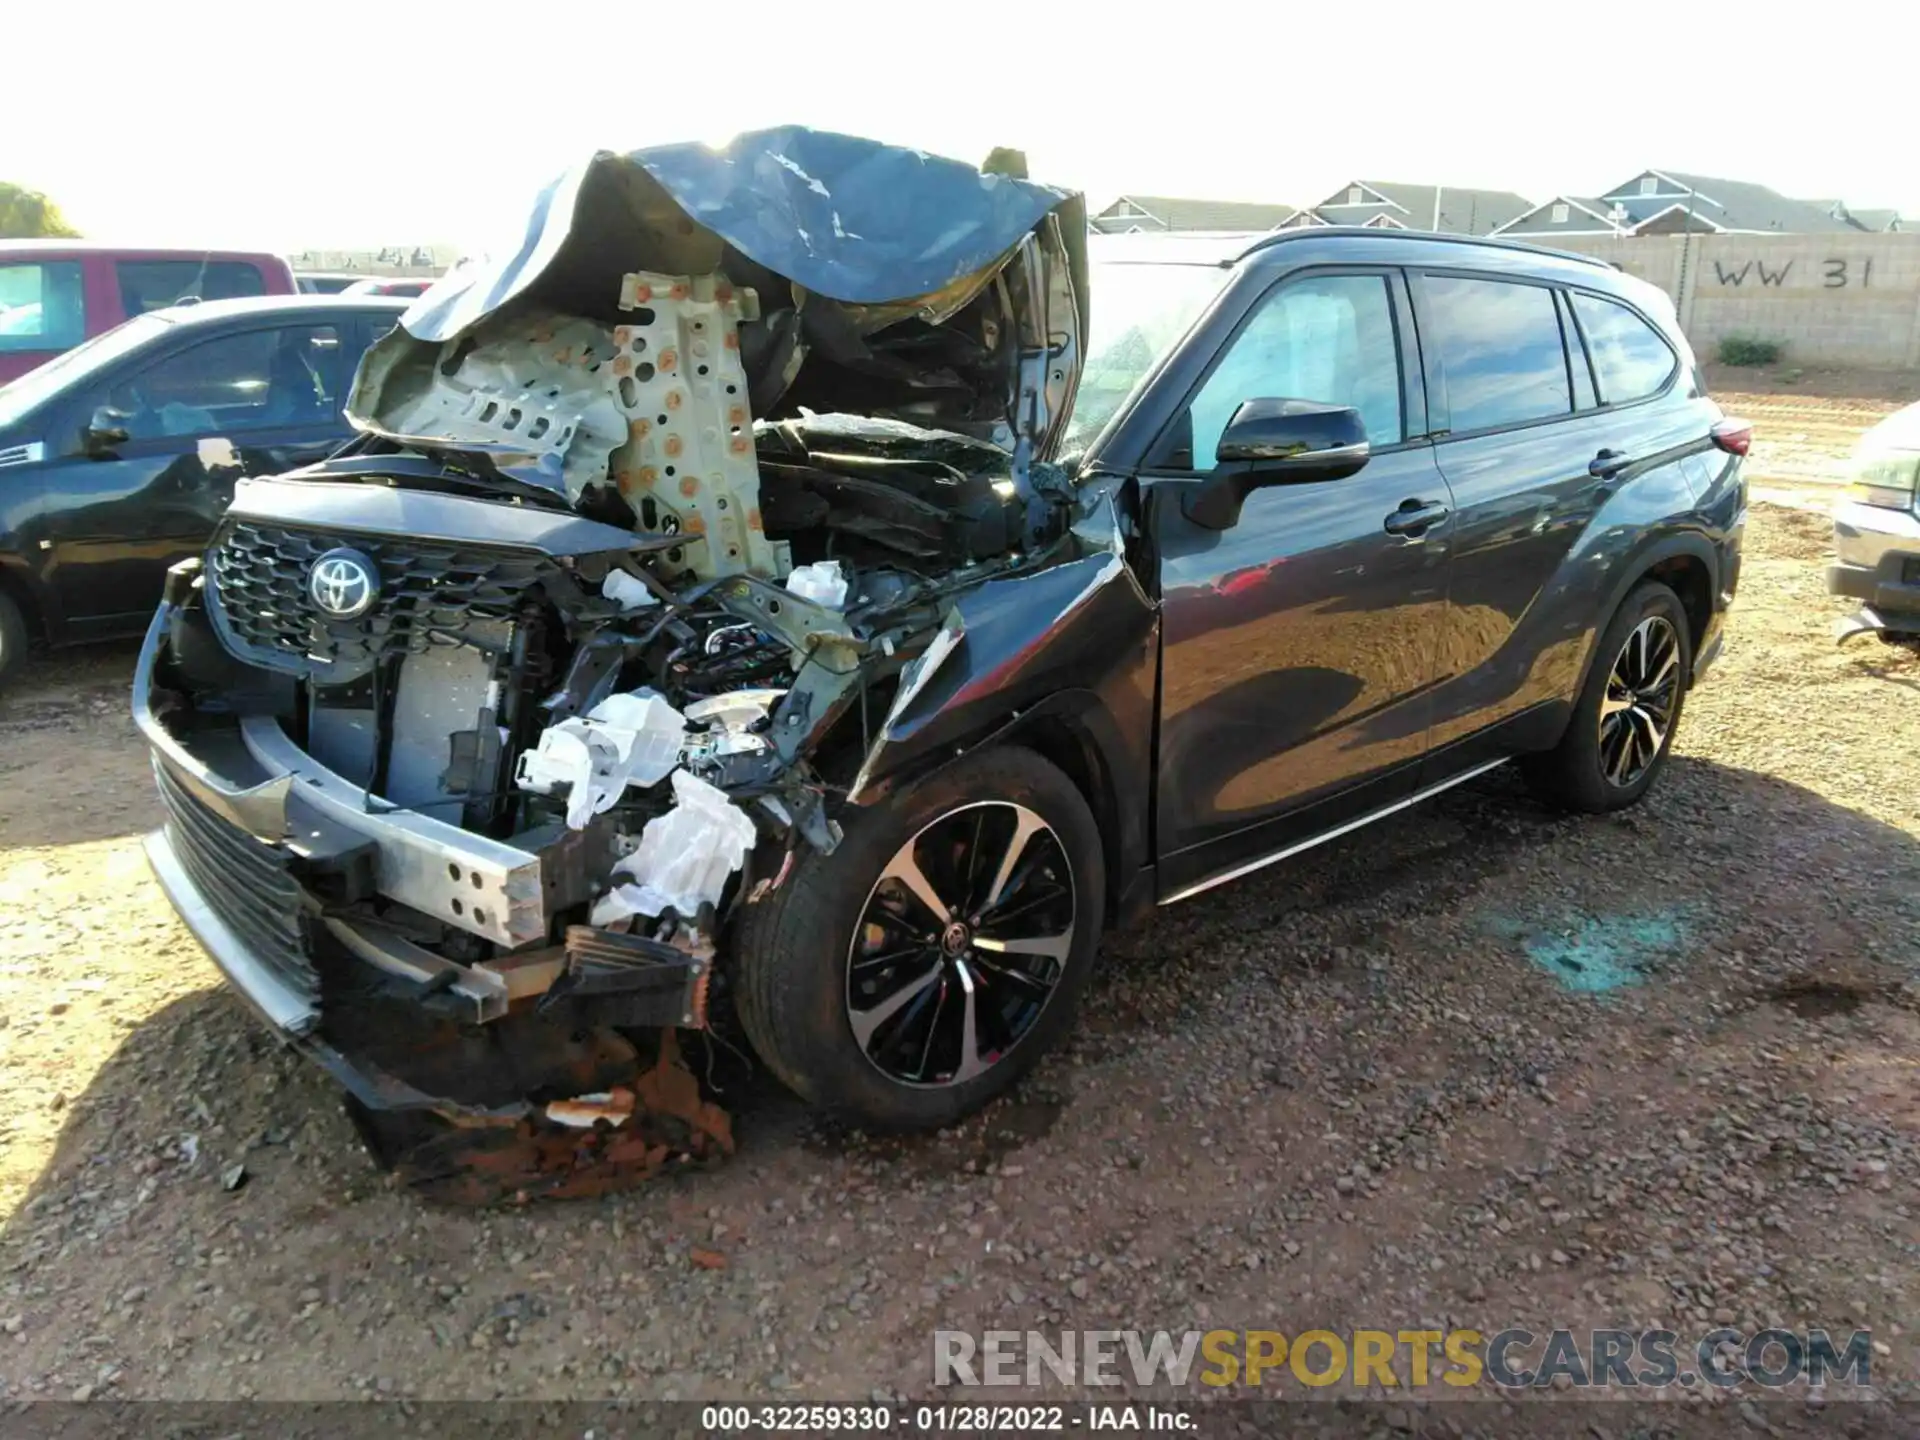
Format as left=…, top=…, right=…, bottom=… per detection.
left=845, top=518, right=1157, bottom=809
left=353, top=130, right=1086, bottom=502
left=349, top=273, right=788, bottom=580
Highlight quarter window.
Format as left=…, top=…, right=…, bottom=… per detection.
left=0, top=262, right=86, bottom=353
left=1570, top=292, right=1676, bottom=405
left=1422, top=275, right=1571, bottom=433
left=1182, top=273, right=1403, bottom=468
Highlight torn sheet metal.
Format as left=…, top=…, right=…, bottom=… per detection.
left=349, top=129, right=1088, bottom=496
left=403, top=127, right=1081, bottom=334
left=591, top=769, right=758, bottom=923
left=348, top=272, right=788, bottom=579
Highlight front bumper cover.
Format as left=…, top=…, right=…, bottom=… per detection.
left=1828, top=498, right=1920, bottom=637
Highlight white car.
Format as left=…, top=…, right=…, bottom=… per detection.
left=1830, top=400, right=1920, bottom=644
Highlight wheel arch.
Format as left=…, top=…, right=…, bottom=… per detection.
left=1571, top=530, right=1717, bottom=704
left=850, top=687, right=1144, bottom=922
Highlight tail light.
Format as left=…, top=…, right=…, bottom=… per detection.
left=1710, top=418, right=1753, bottom=456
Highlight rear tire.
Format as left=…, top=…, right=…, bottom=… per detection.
left=0, top=591, right=26, bottom=690
left=733, top=745, right=1104, bottom=1132
left=1524, top=580, right=1691, bottom=813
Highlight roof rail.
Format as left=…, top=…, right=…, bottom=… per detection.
left=1236, top=226, right=1620, bottom=271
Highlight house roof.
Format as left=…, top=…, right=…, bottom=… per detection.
left=1845, top=208, right=1901, bottom=232
left=1306, top=180, right=1535, bottom=236
left=1092, top=194, right=1300, bottom=232
left=1491, top=196, right=1627, bottom=234
left=1600, top=170, right=1857, bottom=233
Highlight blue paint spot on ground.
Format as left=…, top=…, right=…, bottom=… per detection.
left=1482, top=911, right=1690, bottom=993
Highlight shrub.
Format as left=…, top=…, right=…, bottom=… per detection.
left=1718, top=335, right=1783, bottom=367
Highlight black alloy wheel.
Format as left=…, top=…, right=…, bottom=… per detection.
left=846, top=802, right=1075, bottom=1087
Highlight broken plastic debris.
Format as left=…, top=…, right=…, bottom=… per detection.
left=590, top=770, right=758, bottom=923
left=545, top=1088, right=636, bottom=1129
left=601, top=570, right=658, bottom=610
left=784, top=559, right=848, bottom=609
left=515, top=689, right=686, bottom=828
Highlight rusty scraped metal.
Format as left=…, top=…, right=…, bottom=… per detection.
left=363, top=1030, right=734, bottom=1206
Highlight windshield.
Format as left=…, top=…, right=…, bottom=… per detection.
left=1061, top=259, right=1231, bottom=455
left=0, top=313, right=176, bottom=430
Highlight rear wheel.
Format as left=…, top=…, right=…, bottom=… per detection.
left=733, top=746, right=1104, bottom=1131
left=1524, top=580, right=1691, bottom=812
left=0, top=591, right=26, bottom=689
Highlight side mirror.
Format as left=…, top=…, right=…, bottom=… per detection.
left=1182, top=399, right=1371, bottom=531
left=84, top=407, right=130, bottom=456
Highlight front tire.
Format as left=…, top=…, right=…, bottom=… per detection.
left=1524, top=580, right=1692, bottom=813
left=733, top=745, right=1105, bottom=1131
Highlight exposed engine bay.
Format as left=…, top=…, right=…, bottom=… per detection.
left=136, top=128, right=1113, bottom=1202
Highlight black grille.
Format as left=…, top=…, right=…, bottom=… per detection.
left=154, top=762, right=317, bottom=1006
left=206, top=522, right=552, bottom=678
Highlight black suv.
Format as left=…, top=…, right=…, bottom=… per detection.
left=134, top=131, right=1745, bottom=1199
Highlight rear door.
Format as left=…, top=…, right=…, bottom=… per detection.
left=1416, top=271, right=1705, bottom=765
left=1413, top=271, right=1621, bottom=759
left=36, top=320, right=358, bottom=635
left=1151, top=266, right=1454, bottom=896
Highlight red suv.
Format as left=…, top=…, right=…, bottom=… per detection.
left=0, top=242, right=297, bottom=385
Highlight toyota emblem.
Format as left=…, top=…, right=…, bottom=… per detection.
left=307, top=549, right=379, bottom=620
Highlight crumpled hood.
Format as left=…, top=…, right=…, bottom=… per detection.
left=348, top=127, right=1087, bottom=503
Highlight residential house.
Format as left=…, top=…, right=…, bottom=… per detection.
left=1827, top=202, right=1904, bottom=233
left=1276, top=180, right=1534, bottom=237
left=1495, top=170, right=1862, bottom=237
left=1090, top=195, right=1301, bottom=234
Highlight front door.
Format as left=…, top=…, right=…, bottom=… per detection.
left=1149, top=268, right=1453, bottom=897
left=34, top=322, right=356, bottom=637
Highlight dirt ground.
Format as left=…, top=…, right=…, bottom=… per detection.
left=0, top=500, right=1915, bottom=1410
left=1702, top=361, right=1919, bottom=487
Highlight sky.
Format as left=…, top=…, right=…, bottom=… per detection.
left=8, top=0, right=1914, bottom=253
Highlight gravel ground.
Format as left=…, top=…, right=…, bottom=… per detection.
left=0, top=501, right=1914, bottom=1412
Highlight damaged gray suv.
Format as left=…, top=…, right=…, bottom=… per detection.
left=137, top=129, right=1747, bottom=1199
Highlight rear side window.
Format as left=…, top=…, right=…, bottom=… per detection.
left=1422, top=275, right=1571, bottom=434
left=1570, top=291, right=1676, bottom=405
left=0, top=261, right=86, bottom=353
left=116, top=260, right=267, bottom=316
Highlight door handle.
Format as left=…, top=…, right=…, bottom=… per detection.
left=1383, top=499, right=1450, bottom=537
left=1589, top=448, right=1633, bottom=479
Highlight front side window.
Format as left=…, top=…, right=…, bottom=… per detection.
left=1183, top=273, right=1403, bottom=468
left=0, top=261, right=86, bottom=353
left=1571, top=292, right=1676, bottom=405
left=1422, top=275, right=1571, bottom=434
left=115, top=260, right=267, bottom=316
left=96, top=326, right=345, bottom=440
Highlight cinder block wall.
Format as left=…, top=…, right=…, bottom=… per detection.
left=1548, top=234, right=1920, bottom=369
